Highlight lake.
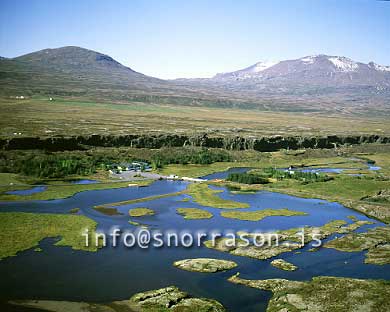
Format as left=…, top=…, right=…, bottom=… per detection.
left=0, top=171, right=388, bottom=312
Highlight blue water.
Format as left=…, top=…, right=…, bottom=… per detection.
left=0, top=175, right=388, bottom=312
left=6, top=186, right=47, bottom=196
left=70, top=179, right=99, bottom=184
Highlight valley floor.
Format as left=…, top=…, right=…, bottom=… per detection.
left=1, top=97, right=390, bottom=138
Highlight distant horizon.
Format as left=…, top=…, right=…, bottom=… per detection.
left=1, top=0, right=389, bottom=79
left=3, top=45, right=390, bottom=80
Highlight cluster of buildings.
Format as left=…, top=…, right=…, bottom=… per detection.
left=108, top=162, right=151, bottom=174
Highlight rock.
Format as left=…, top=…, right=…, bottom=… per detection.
left=9, top=286, right=226, bottom=312
left=116, top=286, right=226, bottom=311
left=270, top=259, right=298, bottom=271
left=173, top=258, right=237, bottom=273
left=228, top=274, right=390, bottom=312
left=325, top=226, right=390, bottom=265
left=204, top=220, right=375, bottom=261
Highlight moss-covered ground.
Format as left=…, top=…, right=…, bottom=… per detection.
left=325, top=226, right=390, bottom=265
left=176, top=208, right=213, bottom=219
left=128, top=208, right=155, bottom=217
left=185, top=183, right=249, bottom=209
left=220, top=208, right=307, bottom=221
left=204, top=219, right=373, bottom=261
left=228, top=274, right=390, bottom=312
left=0, top=212, right=99, bottom=259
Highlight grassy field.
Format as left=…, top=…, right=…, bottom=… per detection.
left=264, top=176, right=389, bottom=203
left=0, top=212, right=99, bottom=259
left=128, top=208, right=155, bottom=217
left=176, top=208, right=213, bottom=219
left=185, top=183, right=249, bottom=209
left=1, top=97, right=389, bottom=138
left=220, top=208, right=307, bottom=221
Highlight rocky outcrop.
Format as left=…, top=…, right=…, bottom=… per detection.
left=228, top=273, right=390, bottom=312
left=173, top=258, right=237, bottom=273
left=270, top=259, right=298, bottom=271
left=1, top=133, right=389, bottom=151
left=9, top=286, right=226, bottom=312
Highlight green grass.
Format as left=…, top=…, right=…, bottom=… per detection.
left=0, top=173, right=25, bottom=185
left=186, top=183, right=249, bottom=209
left=128, top=208, right=155, bottom=217
left=176, top=208, right=213, bottom=219
left=264, top=175, right=389, bottom=202
left=0, top=173, right=39, bottom=194
left=220, top=208, right=307, bottom=221
left=0, top=212, right=99, bottom=259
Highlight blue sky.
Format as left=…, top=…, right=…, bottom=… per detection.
left=0, top=0, right=389, bottom=78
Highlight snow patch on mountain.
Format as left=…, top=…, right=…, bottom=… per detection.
left=252, top=61, right=279, bottom=72
left=369, top=62, right=390, bottom=72
left=328, top=56, right=359, bottom=72
left=300, top=55, right=317, bottom=64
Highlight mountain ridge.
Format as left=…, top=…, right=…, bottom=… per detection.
left=0, top=46, right=389, bottom=116
left=211, top=54, right=390, bottom=86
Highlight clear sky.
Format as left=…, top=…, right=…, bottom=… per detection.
left=0, top=0, right=389, bottom=79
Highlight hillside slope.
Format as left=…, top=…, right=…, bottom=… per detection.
left=0, top=47, right=389, bottom=116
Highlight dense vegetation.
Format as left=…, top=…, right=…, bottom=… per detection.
left=226, top=168, right=332, bottom=185
left=150, top=148, right=232, bottom=169
left=0, top=147, right=232, bottom=178
left=253, top=167, right=333, bottom=183
left=227, top=172, right=269, bottom=184
left=0, top=150, right=113, bottom=178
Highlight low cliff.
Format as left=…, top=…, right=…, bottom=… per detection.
left=1, top=133, right=388, bottom=152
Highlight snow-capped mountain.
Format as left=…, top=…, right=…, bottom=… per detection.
left=212, top=55, right=390, bottom=87
left=215, top=61, right=279, bottom=79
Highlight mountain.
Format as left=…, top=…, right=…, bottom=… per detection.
left=213, top=55, right=390, bottom=87
left=0, top=47, right=389, bottom=116
left=174, top=54, right=390, bottom=115
left=14, top=46, right=132, bottom=71
left=0, top=46, right=185, bottom=101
